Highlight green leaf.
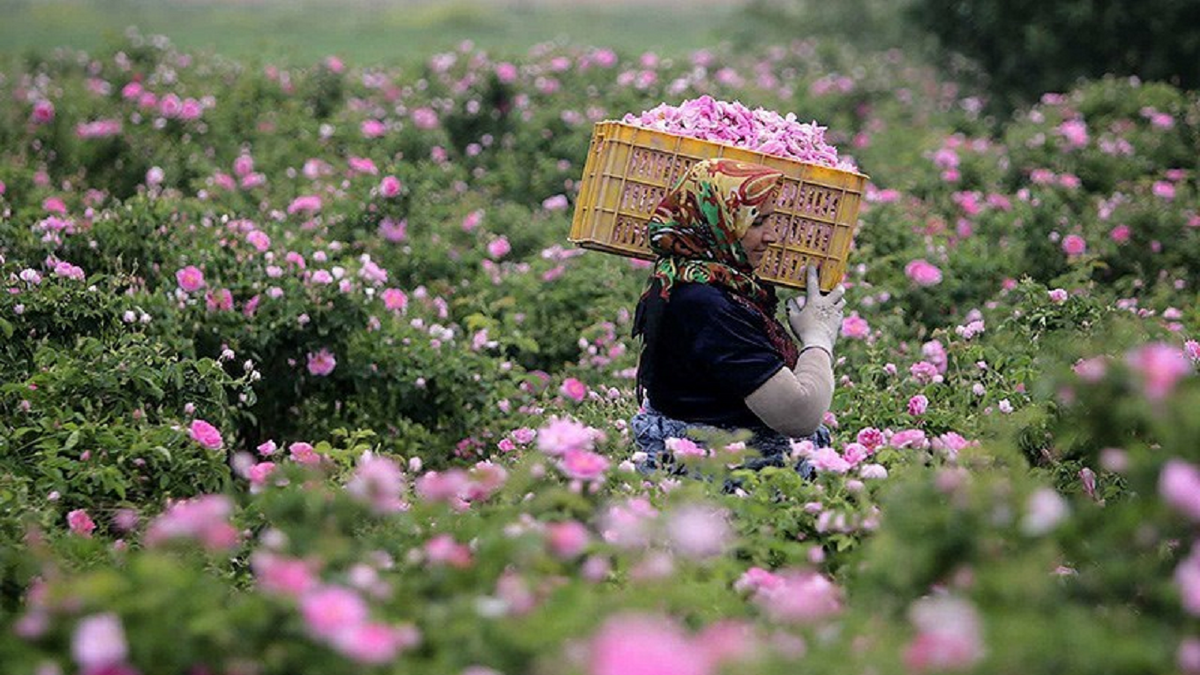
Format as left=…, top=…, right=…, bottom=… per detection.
left=63, top=430, right=82, bottom=452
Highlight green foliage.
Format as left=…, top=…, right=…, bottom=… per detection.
left=0, top=27, right=1197, bottom=675
left=0, top=330, right=243, bottom=514
left=906, top=0, right=1200, bottom=109
left=731, top=0, right=926, bottom=53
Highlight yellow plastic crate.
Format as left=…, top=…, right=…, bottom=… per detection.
left=569, top=121, right=868, bottom=292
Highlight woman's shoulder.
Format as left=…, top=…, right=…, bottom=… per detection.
left=668, top=283, right=762, bottom=325
left=669, top=282, right=735, bottom=309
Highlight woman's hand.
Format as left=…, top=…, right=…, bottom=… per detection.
left=786, top=265, right=846, bottom=354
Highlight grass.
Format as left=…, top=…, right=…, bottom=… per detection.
left=0, top=0, right=742, bottom=64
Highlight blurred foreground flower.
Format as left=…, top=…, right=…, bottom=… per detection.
left=145, top=495, right=238, bottom=550
left=73, top=613, right=128, bottom=674
left=1160, top=459, right=1200, bottom=521
left=1126, top=342, right=1191, bottom=401
left=589, top=613, right=712, bottom=675
left=903, top=596, right=985, bottom=672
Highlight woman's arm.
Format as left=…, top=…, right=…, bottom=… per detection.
left=745, top=267, right=843, bottom=437
left=743, top=349, right=834, bottom=437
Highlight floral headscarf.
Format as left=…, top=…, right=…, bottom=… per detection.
left=644, top=158, right=784, bottom=309
left=634, top=159, right=799, bottom=397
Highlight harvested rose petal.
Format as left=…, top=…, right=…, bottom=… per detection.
left=622, top=96, right=855, bottom=170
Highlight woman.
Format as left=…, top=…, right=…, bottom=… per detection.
left=630, top=158, right=846, bottom=475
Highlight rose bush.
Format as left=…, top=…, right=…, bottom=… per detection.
left=0, top=28, right=1197, bottom=675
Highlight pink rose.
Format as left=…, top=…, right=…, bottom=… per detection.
left=425, top=534, right=472, bottom=568
left=734, top=566, right=784, bottom=594
left=890, top=429, right=929, bottom=450
left=379, top=217, right=407, bottom=242
left=205, top=288, right=234, bottom=312
left=666, top=505, right=730, bottom=559
left=361, top=119, right=387, bottom=138
left=381, top=288, right=408, bottom=313
left=346, top=453, right=406, bottom=514
left=246, top=230, right=271, bottom=252
left=307, top=349, right=337, bottom=376
left=907, top=394, right=929, bottom=416
left=1057, top=119, right=1089, bottom=148
left=176, top=265, right=206, bottom=292
left=289, top=441, right=322, bottom=465
left=67, top=509, right=96, bottom=537
left=809, top=447, right=851, bottom=473
left=856, top=427, right=885, bottom=451
left=76, top=119, right=123, bottom=138
left=753, top=570, right=843, bottom=623
left=411, top=107, right=439, bottom=130
left=537, top=417, right=597, bottom=455
left=287, top=195, right=322, bottom=215
left=910, top=361, right=943, bottom=384
left=379, top=175, right=402, bottom=198
left=461, top=209, right=484, bottom=232
left=905, top=259, right=943, bottom=286
left=840, top=312, right=870, bottom=339
left=414, top=469, right=470, bottom=504
left=588, top=613, right=711, bottom=675
left=665, top=437, right=706, bottom=458
left=189, top=419, right=224, bottom=450
left=300, top=586, right=368, bottom=639
left=931, top=432, right=974, bottom=458
left=233, top=154, right=254, bottom=177
left=487, top=236, right=512, bottom=260
left=494, top=62, right=520, bottom=83
left=561, top=449, right=610, bottom=481
left=1072, top=356, right=1108, bottom=382
left=1176, top=546, right=1200, bottom=616
left=859, top=463, right=888, bottom=479
left=1180, top=637, right=1200, bottom=674
left=348, top=157, right=378, bottom=175
left=72, top=613, right=128, bottom=672
left=1126, top=342, right=1191, bottom=401
left=546, top=520, right=591, bottom=559
left=542, top=194, right=569, bottom=211
left=247, top=462, right=277, bottom=489
left=144, top=494, right=238, bottom=550
left=31, top=99, right=55, bottom=124
left=842, top=442, right=870, bottom=465
left=1160, top=459, right=1200, bottom=521
left=1062, top=234, right=1087, bottom=256
left=903, top=597, right=984, bottom=672
left=252, top=551, right=317, bottom=597
left=332, top=621, right=411, bottom=664
left=560, top=377, right=587, bottom=402
left=1022, top=487, right=1069, bottom=535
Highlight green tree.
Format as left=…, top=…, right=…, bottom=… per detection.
left=907, top=0, right=1200, bottom=108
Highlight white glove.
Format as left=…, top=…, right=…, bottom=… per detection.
left=786, top=265, right=846, bottom=354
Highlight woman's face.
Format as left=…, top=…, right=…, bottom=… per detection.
left=738, top=208, right=778, bottom=268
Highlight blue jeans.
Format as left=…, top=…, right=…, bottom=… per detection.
left=629, top=402, right=828, bottom=479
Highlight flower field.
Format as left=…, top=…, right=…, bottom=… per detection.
left=1, top=28, right=1199, bottom=675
